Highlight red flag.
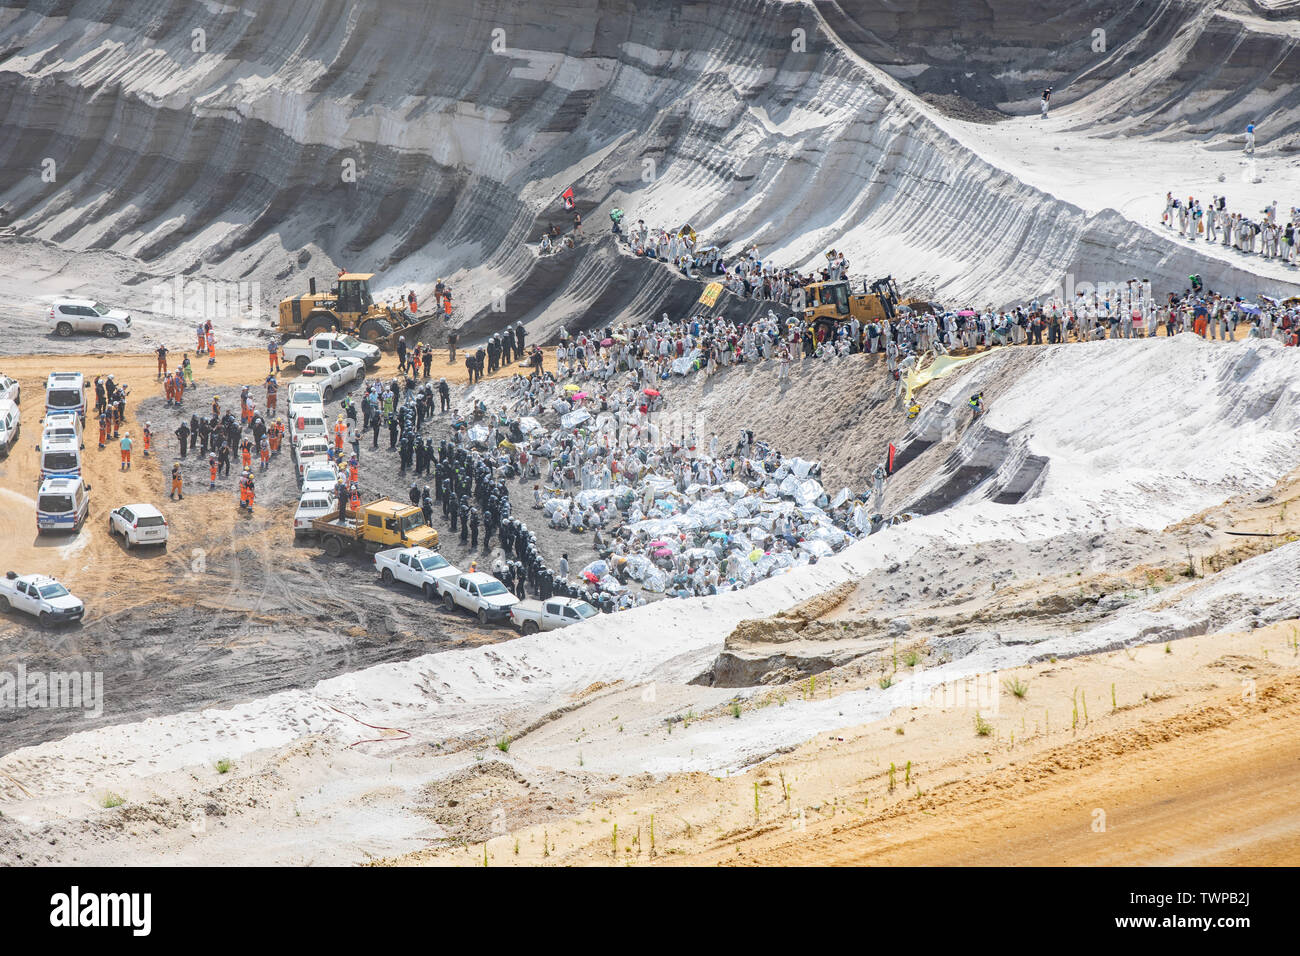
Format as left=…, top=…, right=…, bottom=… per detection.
left=561, top=186, right=575, bottom=210
left=887, top=442, right=896, bottom=475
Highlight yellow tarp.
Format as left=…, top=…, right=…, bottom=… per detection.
left=903, top=348, right=1000, bottom=402
left=699, top=282, right=723, bottom=307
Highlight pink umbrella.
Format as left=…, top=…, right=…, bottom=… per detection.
left=643, top=388, right=661, bottom=397
left=601, top=338, right=613, bottom=347
left=653, top=548, right=673, bottom=558
left=957, top=310, right=976, bottom=317
left=648, top=539, right=670, bottom=548
left=574, top=391, right=588, bottom=400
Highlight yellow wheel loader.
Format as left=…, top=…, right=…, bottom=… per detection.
left=277, top=273, right=433, bottom=349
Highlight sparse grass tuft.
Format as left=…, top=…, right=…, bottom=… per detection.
left=974, top=713, right=993, bottom=737
left=879, top=675, right=893, bottom=690
left=215, top=758, right=231, bottom=774
left=1003, top=677, right=1029, bottom=699
left=101, top=792, right=125, bottom=809
left=496, top=736, right=511, bottom=753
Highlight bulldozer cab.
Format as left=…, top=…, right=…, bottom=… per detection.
left=333, top=273, right=375, bottom=318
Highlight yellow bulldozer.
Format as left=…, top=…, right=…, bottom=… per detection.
left=277, top=273, right=432, bottom=348
left=799, top=275, right=902, bottom=341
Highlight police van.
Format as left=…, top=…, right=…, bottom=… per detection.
left=44, top=372, right=86, bottom=420
left=0, top=399, right=19, bottom=455
left=37, top=434, right=83, bottom=481
left=41, top=410, right=83, bottom=445
left=36, top=475, right=91, bottom=535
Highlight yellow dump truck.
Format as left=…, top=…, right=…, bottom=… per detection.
left=312, top=497, right=438, bottom=557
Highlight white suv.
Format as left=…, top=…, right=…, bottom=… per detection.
left=108, top=503, right=169, bottom=549
left=50, top=299, right=132, bottom=338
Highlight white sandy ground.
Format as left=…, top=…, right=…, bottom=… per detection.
left=1, top=335, right=1297, bottom=863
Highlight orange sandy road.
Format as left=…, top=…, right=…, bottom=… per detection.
left=0, top=345, right=555, bottom=391
left=709, top=677, right=1300, bottom=867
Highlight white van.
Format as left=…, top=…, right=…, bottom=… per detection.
left=44, top=372, right=86, bottom=419
left=41, top=410, right=83, bottom=445
left=36, top=476, right=91, bottom=535
left=37, top=434, right=82, bottom=480
left=0, top=399, right=19, bottom=455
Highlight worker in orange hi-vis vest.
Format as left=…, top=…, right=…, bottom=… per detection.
left=164, top=375, right=175, bottom=404
left=259, top=435, right=270, bottom=471
left=245, top=472, right=255, bottom=510
left=238, top=472, right=248, bottom=509
left=119, top=432, right=132, bottom=471
left=196, top=323, right=206, bottom=353
left=206, top=329, right=216, bottom=364
left=408, top=290, right=417, bottom=313
left=173, top=369, right=185, bottom=403
left=334, top=416, right=346, bottom=454
left=209, top=453, right=218, bottom=489
left=171, top=462, right=184, bottom=500
left=142, top=423, right=152, bottom=457
left=348, top=456, right=359, bottom=485
left=268, top=419, right=282, bottom=454
left=349, top=484, right=361, bottom=514
left=240, top=438, right=252, bottom=470
left=443, top=288, right=453, bottom=316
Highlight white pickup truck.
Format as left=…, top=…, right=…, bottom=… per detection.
left=0, top=571, right=85, bottom=625
left=374, top=547, right=461, bottom=599
left=438, top=571, right=519, bottom=625
left=509, top=597, right=598, bottom=634
left=281, top=333, right=381, bottom=370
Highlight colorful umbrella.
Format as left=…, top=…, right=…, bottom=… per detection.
left=583, top=571, right=600, bottom=583
left=643, top=388, right=661, bottom=397
left=600, top=338, right=613, bottom=347
left=564, top=383, right=581, bottom=392
left=653, top=548, right=673, bottom=558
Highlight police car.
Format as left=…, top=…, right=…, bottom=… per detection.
left=0, top=572, right=85, bottom=625
left=36, top=476, right=91, bottom=534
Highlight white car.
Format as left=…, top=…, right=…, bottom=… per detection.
left=0, top=374, right=20, bottom=404
left=50, top=299, right=132, bottom=338
left=281, top=333, right=381, bottom=370
left=294, top=435, right=331, bottom=475
left=0, top=571, right=84, bottom=625
left=509, top=597, right=599, bottom=634
left=300, top=462, right=340, bottom=494
left=299, top=356, right=363, bottom=400
left=294, top=491, right=337, bottom=537
left=287, top=381, right=324, bottom=413
left=438, top=571, right=519, bottom=625
left=374, top=547, right=460, bottom=599
left=0, top=399, right=19, bottom=455
left=108, top=503, right=169, bottom=549
left=288, top=409, right=328, bottom=449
